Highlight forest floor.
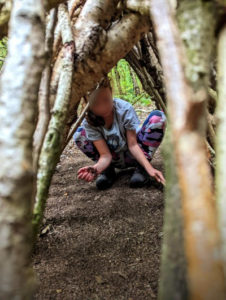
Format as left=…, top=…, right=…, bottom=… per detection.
left=32, top=108, right=165, bottom=300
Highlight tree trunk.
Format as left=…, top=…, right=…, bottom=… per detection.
left=0, top=0, right=45, bottom=298
left=216, top=22, right=226, bottom=283
left=128, top=64, right=140, bottom=96
left=151, top=0, right=225, bottom=299
left=114, top=64, right=123, bottom=95
left=33, top=3, right=75, bottom=239
left=158, top=126, right=188, bottom=300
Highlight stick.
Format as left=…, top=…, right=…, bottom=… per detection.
left=64, top=101, right=90, bottom=149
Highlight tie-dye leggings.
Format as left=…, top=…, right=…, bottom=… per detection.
left=74, top=109, right=166, bottom=168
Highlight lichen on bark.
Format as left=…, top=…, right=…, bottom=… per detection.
left=158, top=126, right=188, bottom=300
left=177, top=0, right=216, bottom=92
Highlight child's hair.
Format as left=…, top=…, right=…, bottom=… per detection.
left=85, top=77, right=112, bottom=127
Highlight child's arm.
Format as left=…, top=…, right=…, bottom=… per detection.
left=126, top=129, right=165, bottom=185
left=77, top=139, right=112, bottom=182
left=93, top=139, right=112, bottom=173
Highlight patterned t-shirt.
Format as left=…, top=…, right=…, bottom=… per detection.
left=82, top=98, right=141, bottom=167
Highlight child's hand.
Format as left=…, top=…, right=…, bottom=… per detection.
left=77, top=166, right=98, bottom=182
left=148, top=168, right=165, bottom=186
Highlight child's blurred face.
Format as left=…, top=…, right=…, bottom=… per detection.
left=91, top=87, right=113, bottom=118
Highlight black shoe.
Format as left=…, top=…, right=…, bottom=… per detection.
left=129, top=165, right=149, bottom=188
left=96, top=165, right=116, bottom=190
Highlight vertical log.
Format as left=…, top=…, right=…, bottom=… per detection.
left=150, top=1, right=225, bottom=299
left=216, top=23, right=226, bottom=282
left=33, top=3, right=74, bottom=239
left=0, top=0, right=45, bottom=298
left=158, top=126, right=188, bottom=300
left=177, top=0, right=217, bottom=150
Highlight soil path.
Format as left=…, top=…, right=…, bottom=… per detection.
left=33, top=112, right=165, bottom=300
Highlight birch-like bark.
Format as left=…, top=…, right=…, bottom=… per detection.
left=177, top=0, right=217, bottom=151
left=50, top=0, right=149, bottom=129
left=151, top=1, right=225, bottom=299
left=33, top=8, right=58, bottom=174
left=125, top=0, right=150, bottom=15
left=158, top=127, right=188, bottom=300
left=66, top=11, right=150, bottom=129
left=0, top=0, right=45, bottom=298
left=33, top=3, right=74, bottom=238
left=52, top=0, right=85, bottom=65
left=73, top=0, right=120, bottom=42
left=0, top=0, right=67, bottom=39
left=216, top=23, right=226, bottom=282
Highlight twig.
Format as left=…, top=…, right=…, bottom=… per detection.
left=33, top=8, right=58, bottom=174
left=64, top=101, right=90, bottom=149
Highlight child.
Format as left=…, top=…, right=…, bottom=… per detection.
left=74, top=77, right=166, bottom=190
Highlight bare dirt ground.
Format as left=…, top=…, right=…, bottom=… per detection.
left=32, top=109, right=165, bottom=300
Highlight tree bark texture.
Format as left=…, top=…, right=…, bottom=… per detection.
left=216, top=23, right=226, bottom=283
left=33, top=3, right=75, bottom=239
left=150, top=1, right=225, bottom=299
left=158, top=126, right=188, bottom=300
left=0, top=0, right=45, bottom=298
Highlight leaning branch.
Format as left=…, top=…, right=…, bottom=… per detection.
left=33, top=8, right=58, bottom=174
left=32, top=3, right=74, bottom=239
left=65, top=101, right=90, bottom=148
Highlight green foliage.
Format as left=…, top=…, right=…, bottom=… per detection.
left=108, top=59, right=152, bottom=106
left=0, top=37, right=7, bottom=70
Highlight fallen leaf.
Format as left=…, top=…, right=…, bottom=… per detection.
left=138, top=231, right=145, bottom=235
left=40, top=224, right=51, bottom=236
left=95, top=275, right=104, bottom=284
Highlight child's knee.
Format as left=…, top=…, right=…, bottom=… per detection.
left=73, top=132, right=80, bottom=145
left=148, top=110, right=166, bottom=130
left=73, top=127, right=86, bottom=146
